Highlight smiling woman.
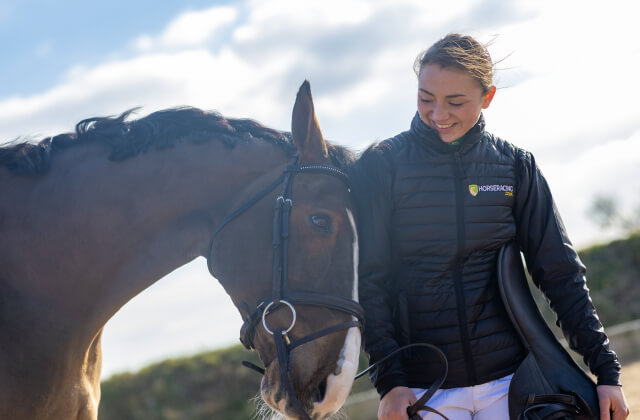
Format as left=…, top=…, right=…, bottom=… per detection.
left=0, top=81, right=362, bottom=420
left=354, top=33, right=630, bottom=420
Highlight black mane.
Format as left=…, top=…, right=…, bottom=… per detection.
left=0, top=107, right=355, bottom=176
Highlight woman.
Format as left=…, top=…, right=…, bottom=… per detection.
left=355, top=33, right=629, bottom=420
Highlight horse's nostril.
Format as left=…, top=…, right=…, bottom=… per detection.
left=312, top=378, right=328, bottom=403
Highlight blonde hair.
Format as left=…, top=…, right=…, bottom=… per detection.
left=414, top=33, right=494, bottom=93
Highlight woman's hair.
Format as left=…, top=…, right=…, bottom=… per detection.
left=414, top=33, right=494, bottom=93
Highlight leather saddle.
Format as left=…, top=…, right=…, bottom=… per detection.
left=497, top=241, right=599, bottom=420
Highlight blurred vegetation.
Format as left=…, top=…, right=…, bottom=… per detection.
left=577, top=232, right=640, bottom=326
left=529, top=232, right=640, bottom=344
left=99, top=233, right=640, bottom=419
left=99, top=344, right=374, bottom=420
left=99, top=346, right=264, bottom=420
left=588, top=195, right=640, bottom=235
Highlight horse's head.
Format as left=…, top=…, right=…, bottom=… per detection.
left=208, top=81, right=362, bottom=419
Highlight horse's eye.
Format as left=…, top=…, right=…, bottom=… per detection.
left=310, top=214, right=331, bottom=233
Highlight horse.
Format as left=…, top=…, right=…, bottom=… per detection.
left=0, top=81, right=363, bottom=420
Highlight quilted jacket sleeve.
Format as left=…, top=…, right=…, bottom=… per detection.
left=353, top=142, right=408, bottom=397
left=514, top=149, right=621, bottom=386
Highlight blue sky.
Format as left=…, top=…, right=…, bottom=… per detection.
left=2, top=0, right=639, bottom=378
left=0, top=1, right=221, bottom=96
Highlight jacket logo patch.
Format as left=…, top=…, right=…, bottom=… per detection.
left=469, top=184, right=514, bottom=197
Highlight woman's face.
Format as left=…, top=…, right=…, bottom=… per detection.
left=417, top=63, right=495, bottom=143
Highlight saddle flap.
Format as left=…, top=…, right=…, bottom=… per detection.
left=497, top=242, right=598, bottom=420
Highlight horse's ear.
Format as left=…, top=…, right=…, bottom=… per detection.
left=291, top=80, right=328, bottom=163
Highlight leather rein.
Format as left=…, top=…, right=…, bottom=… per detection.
left=206, top=155, right=365, bottom=420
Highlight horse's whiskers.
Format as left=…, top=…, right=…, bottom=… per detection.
left=251, top=393, right=352, bottom=420
left=252, top=394, right=285, bottom=420
left=325, top=407, right=350, bottom=420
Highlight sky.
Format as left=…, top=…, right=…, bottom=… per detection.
left=1, top=0, right=639, bottom=378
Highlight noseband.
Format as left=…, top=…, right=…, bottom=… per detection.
left=207, top=155, right=365, bottom=420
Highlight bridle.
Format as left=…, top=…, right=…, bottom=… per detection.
left=206, top=155, right=365, bottom=420
left=205, top=155, right=450, bottom=420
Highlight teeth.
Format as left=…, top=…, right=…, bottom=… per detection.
left=435, top=122, right=454, bottom=129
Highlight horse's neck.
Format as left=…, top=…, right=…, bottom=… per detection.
left=0, top=139, right=290, bottom=335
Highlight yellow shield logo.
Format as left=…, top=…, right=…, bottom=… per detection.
left=469, top=184, right=478, bottom=197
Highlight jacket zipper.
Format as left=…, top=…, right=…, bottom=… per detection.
left=453, top=151, right=477, bottom=384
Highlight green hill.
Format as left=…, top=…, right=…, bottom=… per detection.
left=98, top=233, right=640, bottom=419
left=99, top=346, right=263, bottom=420
left=578, top=232, right=640, bottom=326
left=99, top=345, right=374, bottom=420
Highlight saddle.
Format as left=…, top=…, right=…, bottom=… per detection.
left=497, top=242, right=599, bottom=420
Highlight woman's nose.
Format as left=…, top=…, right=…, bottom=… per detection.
left=432, top=104, right=448, bottom=121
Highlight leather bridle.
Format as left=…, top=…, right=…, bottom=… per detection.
left=206, top=155, right=365, bottom=420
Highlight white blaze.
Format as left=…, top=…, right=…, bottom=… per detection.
left=311, top=208, right=362, bottom=419
left=347, top=209, right=359, bottom=302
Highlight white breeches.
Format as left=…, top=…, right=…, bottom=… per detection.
left=411, top=373, right=513, bottom=420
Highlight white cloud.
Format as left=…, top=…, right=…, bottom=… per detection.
left=542, top=129, right=640, bottom=247
left=0, top=47, right=298, bottom=142
left=135, top=6, right=237, bottom=51
left=488, top=0, right=640, bottom=155
left=316, top=77, right=389, bottom=117
left=240, top=0, right=373, bottom=33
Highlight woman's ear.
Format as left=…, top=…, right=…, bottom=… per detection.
left=482, top=86, right=497, bottom=109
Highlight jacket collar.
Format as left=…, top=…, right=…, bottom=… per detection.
left=409, top=112, right=486, bottom=153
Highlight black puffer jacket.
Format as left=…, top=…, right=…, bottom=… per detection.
left=355, top=113, right=621, bottom=397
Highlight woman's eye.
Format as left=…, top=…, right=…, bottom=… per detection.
left=449, top=102, right=463, bottom=107
left=420, top=98, right=432, bottom=103
left=310, top=214, right=331, bottom=233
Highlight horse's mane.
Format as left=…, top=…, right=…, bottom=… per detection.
left=0, top=107, right=355, bottom=175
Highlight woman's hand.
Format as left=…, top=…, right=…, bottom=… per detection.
left=597, top=385, right=630, bottom=420
left=378, top=386, right=417, bottom=420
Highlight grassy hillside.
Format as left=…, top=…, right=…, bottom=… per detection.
left=99, top=346, right=264, bottom=420
left=99, top=345, right=374, bottom=420
left=99, top=233, right=640, bottom=419
left=578, top=232, right=640, bottom=326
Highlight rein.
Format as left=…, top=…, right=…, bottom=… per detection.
left=354, top=343, right=450, bottom=420
left=207, top=155, right=365, bottom=420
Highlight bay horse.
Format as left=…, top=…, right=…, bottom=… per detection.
left=0, top=81, right=363, bottom=420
